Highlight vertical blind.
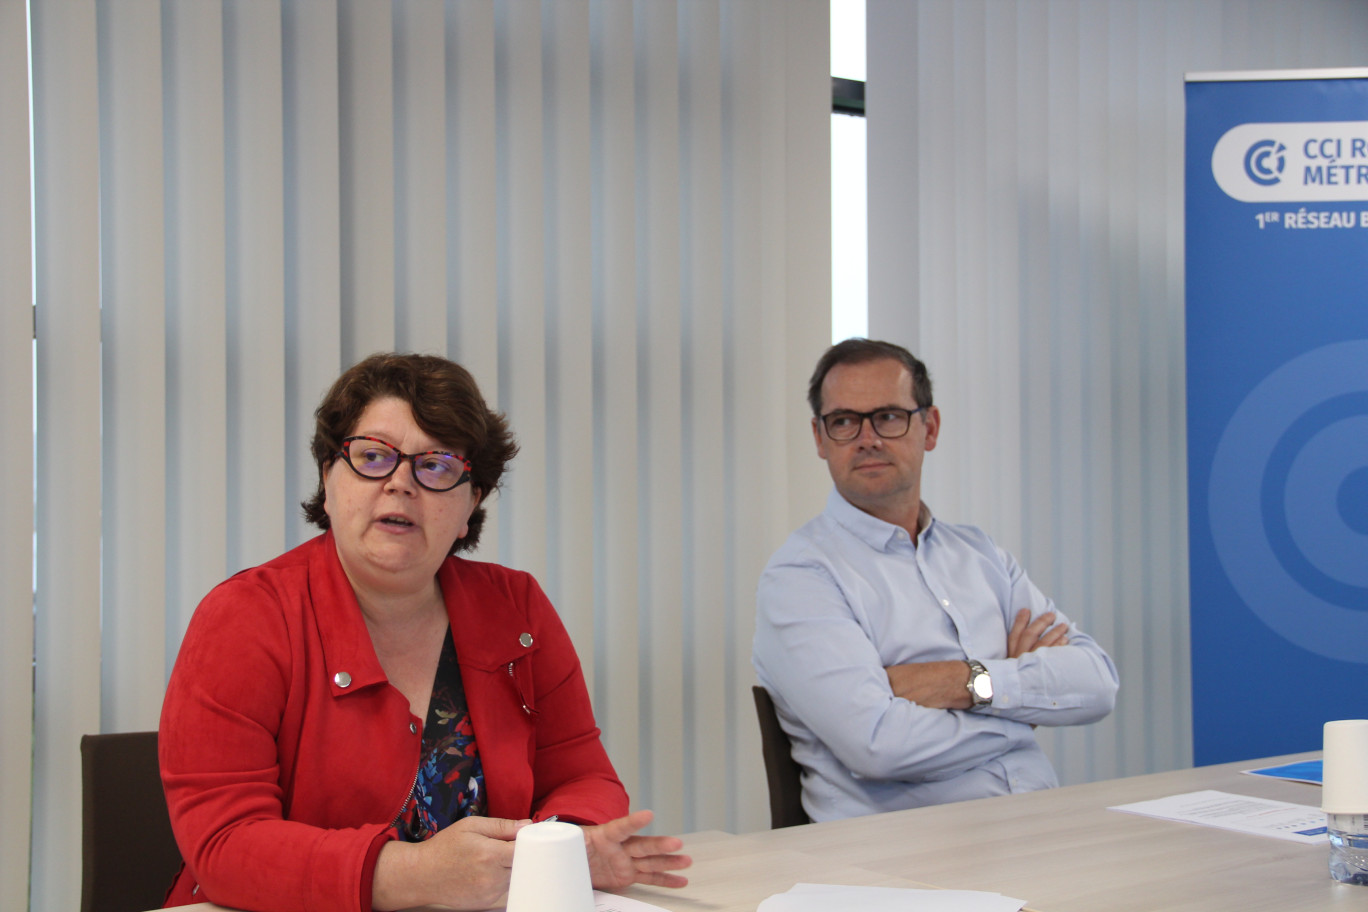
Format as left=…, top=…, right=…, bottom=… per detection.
left=867, top=0, right=1368, bottom=789
left=1, top=2, right=832, bottom=910
left=0, top=0, right=35, bottom=907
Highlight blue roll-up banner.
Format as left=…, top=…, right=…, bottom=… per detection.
left=1187, top=70, right=1368, bottom=766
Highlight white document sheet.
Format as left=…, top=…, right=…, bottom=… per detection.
left=757, top=882, right=1026, bottom=912
left=1107, top=789, right=1329, bottom=844
left=592, top=891, right=678, bottom=912
left=483, top=890, right=674, bottom=912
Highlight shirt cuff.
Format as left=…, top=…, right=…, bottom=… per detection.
left=980, top=657, right=1021, bottom=710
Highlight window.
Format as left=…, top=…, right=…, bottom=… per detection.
left=831, top=0, right=866, bottom=343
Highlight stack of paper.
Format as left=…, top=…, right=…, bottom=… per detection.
left=757, top=882, right=1026, bottom=912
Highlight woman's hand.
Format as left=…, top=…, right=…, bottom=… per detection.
left=372, top=815, right=530, bottom=911
left=582, top=809, right=692, bottom=891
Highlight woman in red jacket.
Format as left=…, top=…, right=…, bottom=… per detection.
left=159, top=353, right=689, bottom=912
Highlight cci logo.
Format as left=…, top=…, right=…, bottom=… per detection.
left=1243, top=139, right=1285, bottom=186
left=1211, top=121, right=1368, bottom=202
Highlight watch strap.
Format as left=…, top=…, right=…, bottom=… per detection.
left=965, top=658, right=992, bottom=707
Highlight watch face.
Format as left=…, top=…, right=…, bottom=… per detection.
left=972, top=674, right=993, bottom=701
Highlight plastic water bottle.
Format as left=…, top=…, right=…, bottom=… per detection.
left=1328, top=813, right=1368, bottom=885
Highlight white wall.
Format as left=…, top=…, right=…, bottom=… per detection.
left=867, top=0, right=1368, bottom=785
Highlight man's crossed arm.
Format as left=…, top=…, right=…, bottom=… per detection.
left=884, top=609, right=1069, bottom=709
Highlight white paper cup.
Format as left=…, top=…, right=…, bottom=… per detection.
left=1323, top=720, right=1368, bottom=815
left=505, top=820, right=595, bottom=912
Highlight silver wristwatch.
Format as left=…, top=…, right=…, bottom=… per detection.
left=965, top=659, right=993, bottom=708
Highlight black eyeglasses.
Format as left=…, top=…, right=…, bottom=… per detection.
left=338, top=436, right=472, bottom=492
left=819, top=406, right=927, bottom=442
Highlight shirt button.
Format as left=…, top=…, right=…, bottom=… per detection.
left=941, top=599, right=950, bottom=607
left=333, top=671, right=352, bottom=688
left=409, top=722, right=418, bottom=735
left=519, top=632, right=533, bottom=647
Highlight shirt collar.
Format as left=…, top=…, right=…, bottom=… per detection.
left=825, top=487, right=935, bottom=551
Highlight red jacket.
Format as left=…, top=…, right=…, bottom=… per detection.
left=159, top=532, right=627, bottom=911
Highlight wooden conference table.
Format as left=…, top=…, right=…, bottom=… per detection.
left=166, top=751, right=1359, bottom=912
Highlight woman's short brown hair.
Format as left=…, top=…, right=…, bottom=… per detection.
left=301, top=352, right=518, bottom=554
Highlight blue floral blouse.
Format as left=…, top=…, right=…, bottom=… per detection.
left=395, top=627, right=488, bottom=841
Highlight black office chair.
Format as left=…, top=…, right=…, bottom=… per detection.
left=751, top=686, right=811, bottom=828
left=80, top=731, right=183, bottom=912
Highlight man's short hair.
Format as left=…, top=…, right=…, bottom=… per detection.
left=807, top=338, right=933, bottom=416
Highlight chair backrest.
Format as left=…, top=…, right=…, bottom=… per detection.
left=80, top=731, right=183, bottom=912
left=751, top=686, right=811, bottom=828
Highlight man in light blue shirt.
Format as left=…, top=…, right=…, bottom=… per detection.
left=753, top=339, right=1118, bottom=822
